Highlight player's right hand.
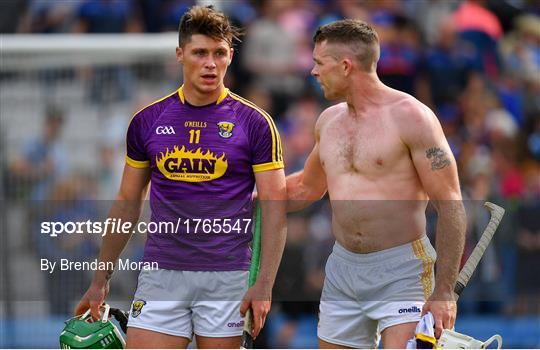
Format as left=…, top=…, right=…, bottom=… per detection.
left=239, top=282, right=272, bottom=339
left=74, top=281, right=109, bottom=321
left=422, top=289, right=456, bottom=339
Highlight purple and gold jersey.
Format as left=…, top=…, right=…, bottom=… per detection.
left=125, top=86, right=283, bottom=271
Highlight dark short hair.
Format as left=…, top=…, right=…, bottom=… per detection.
left=178, top=5, right=242, bottom=47
left=313, top=19, right=380, bottom=71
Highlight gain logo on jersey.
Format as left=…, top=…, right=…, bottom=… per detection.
left=156, top=145, right=227, bottom=182
left=217, top=121, right=235, bottom=138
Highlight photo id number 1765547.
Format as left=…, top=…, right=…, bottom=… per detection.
left=182, top=218, right=252, bottom=234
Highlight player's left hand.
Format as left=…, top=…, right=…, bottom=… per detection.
left=422, top=289, right=457, bottom=339
left=239, top=281, right=272, bottom=339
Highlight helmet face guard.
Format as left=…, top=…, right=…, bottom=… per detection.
left=59, top=304, right=126, bottom=349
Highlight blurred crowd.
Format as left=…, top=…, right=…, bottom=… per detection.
left=1, top=0, right=539, bottom=347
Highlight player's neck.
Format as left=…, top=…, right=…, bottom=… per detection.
left=345, top=71, right=386, bottom=116
left=182, top=83, right=224, bottom=106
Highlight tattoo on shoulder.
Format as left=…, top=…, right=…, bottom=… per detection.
left=426, top=147, right=451, bottom=171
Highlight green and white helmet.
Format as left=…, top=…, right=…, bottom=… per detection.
left=59, top=304, right=126, bottom=349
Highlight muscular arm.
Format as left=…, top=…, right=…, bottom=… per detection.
left=286, top=119, right=327, bottom=212
left=93, top=164, right=150, bottom=283
left=75, top=164, right=150, bottom=317
left=240, top=168, right=287, bottom=338
left=406, top=105, right=465, bottom=295
left=430, top=200, right=466, bottom=295
left=402, top=101, right=466, bottom=335
left=254, top=168, right=287, bottom=288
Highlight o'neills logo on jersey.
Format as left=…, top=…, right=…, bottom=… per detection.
left=156, top=145, right=227, bottom=182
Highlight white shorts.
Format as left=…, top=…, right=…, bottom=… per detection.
left=127, top=269, right=249, bottom=339
left=318, top=235, right=436, bottom=348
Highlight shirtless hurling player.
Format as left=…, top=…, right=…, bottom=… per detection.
left=286, top=19, right=466, bottom=348
left=75, top=6, right=286, bottom=349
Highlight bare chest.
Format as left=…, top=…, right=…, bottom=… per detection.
left=319, top=116, right=407, bottom=175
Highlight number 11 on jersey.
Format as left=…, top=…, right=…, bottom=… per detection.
left=189, top=129, right=201, bottom=143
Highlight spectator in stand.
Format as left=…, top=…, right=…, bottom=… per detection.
left=34, top=175, right=99, bottom=315
left=9, top=105, right=69, bottom=200
left=219, top=0, right=257, bottom=27
left=280, top=94, right=320, bottom=172
left=405, top=0, right=459, bottom=47
left=492, top=147, right=525, bottom=200
left=242, top=0, right=304, bottom=117
left=419, top=15, right=478, bottom=111
left=375, top=13, right=422, bottom=95
left=453, top=0, right=503, bottom=40
left=453, top=0, right=503, bottom=79
left=136, top=0, right=192, bottom=33
left=0, top=0, right=27, bottom=33
left=17, top=0, right=81, bottom=33
left=277, top=0, right=319, bottom=75
left=73, top=0, right=141, bottom=33
left=498, top=15, right=540, bottom=127
left=72, top=0, right=141, bottom=103
left=500, top=14, right=540, bottom=99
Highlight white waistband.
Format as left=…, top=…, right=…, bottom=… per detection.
left=332, top=235, right=432, bottom=264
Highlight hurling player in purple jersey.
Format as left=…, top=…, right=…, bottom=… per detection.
left=75, top=5, right=286, bottom=348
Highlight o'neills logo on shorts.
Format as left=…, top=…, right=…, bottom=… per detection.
left=227, top=320, right=244, bottom=328
left=156, top=145, right=227, bottom=182
left=398, top=306, right=421, bottom=314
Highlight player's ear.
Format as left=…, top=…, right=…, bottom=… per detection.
left=176, top=47, right=184, bottom=64
left=228, top=47, right=234, bottom=66
left=342, top=58, right=352, bottom=76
